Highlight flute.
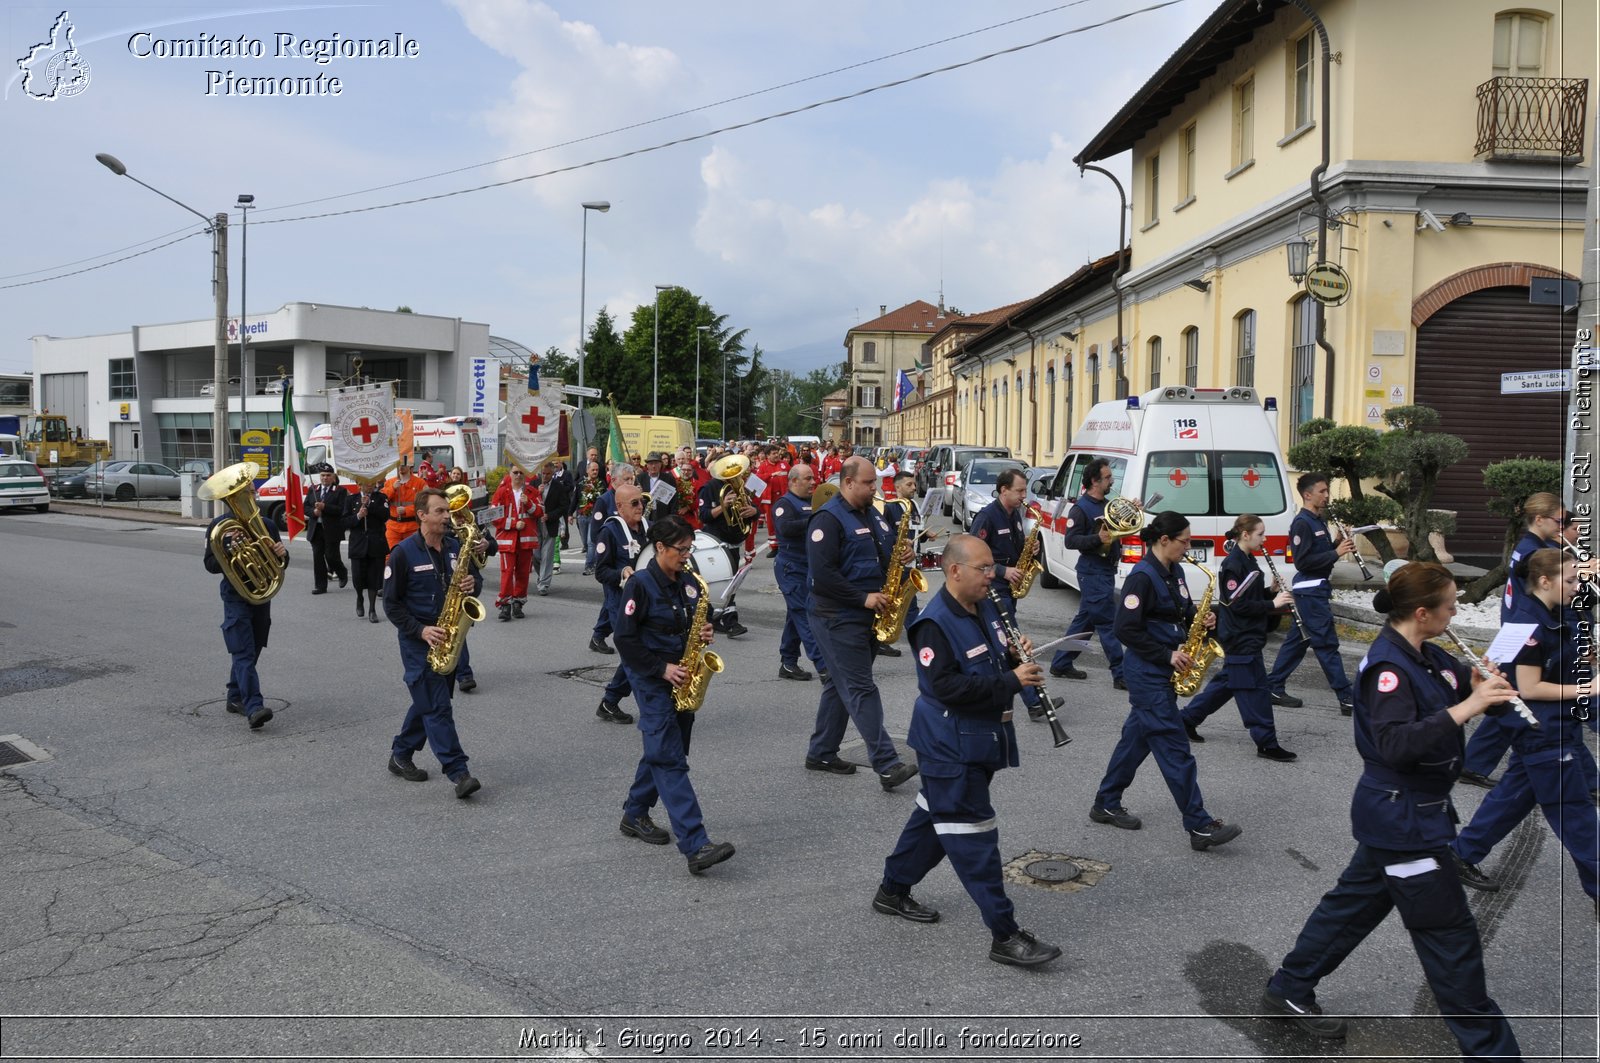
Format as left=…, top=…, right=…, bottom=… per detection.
left=1331, top=516, right=1375, bottom=581
left=986, top=589, right=1072, bottom=747
left=1440, top=625, right=1540, bottom=730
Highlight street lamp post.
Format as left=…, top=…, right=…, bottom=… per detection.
left=236, top=194, right=254, bottom=463
left=96, top=153, right=229, bottom=489
left=653, top=284, right=673, bottom=416
left=577, top=201, right=610, bottom=458
left=695, top=324, right=710, bottom=437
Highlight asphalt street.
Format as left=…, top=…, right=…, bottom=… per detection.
left=0, top=508, right=1593, bottom=1062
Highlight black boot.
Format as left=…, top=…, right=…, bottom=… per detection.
left=357, top=597, right=365, bottom=617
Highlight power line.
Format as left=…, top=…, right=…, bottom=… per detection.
left=0, top=230, right=205, bottom=291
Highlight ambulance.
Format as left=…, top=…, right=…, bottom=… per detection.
left=254, top=416, right=490, bottom=524
left=1030, top=385, right=1297, bottom=597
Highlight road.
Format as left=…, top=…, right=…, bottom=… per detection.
left=0, top=508, right=1592, bottom=1061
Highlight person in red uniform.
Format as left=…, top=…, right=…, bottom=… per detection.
left=492, top=467, right=542, bottom=620
left=818, top=445, right=842, bottom=483
left=384, top=457, right=429, bottom=555
left=674, top=450, right=705, bottom=529
left=758, top=444, right=790, bottom=554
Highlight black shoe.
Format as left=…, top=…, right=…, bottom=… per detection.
left=1458, top=770, right=1497, bottom=789
left=387, top=755, right=428, bottom=782
left=1261, top=987, right=1347, bottom=1039
left=619, top=814, right=671, bottom=845
left=1269, top=690, right=1303, bottom=708
left=247, top=707, right=273, bottom=730
left=686, top=840, right=735, bottom=874
left=226, top=699, right=245, bottom=715
left=1451, top=850, right=1501, bottom=892
left=1338, top=700, right=1354, bottom=717
left=1184, top=719, right=1205, bottom=743
left=498, top=604, right=512, bottom=622
left=582, top=566, right=593, bottom=576
left=1089, top=805, right=1141, bottom=830
left=338, top=572, right=348, bottom=588
left=876, top=643, right=902, bottom=658
left=458, top=677, right=477, bottom=693
left=805, top=756, right=857, bottom=776
left=1257, top=745, right=1297, bottom=762
left=989, top=929, right=1062, bottom=968
left=817, top=670, right=830, bottom=684
left=1050, top=664, right=1087, bottom=680
left=1028, top=706, right=1047, bottom=721
left=356, top=599, right=365, bottom=617
left=872, top=886, right=940, bottom=923
left=1189, top=819, right=1242, bottom=850
left=453, top=774, right=482, bottom=799
left=589, top=637, right=616, bottom=655
left=724, top=621, right=748, bottom=638
left=779, top=663, right=814, bottom=681
left=1113, top=676, right=1128, bottom=691
left=311, top=588, right=328, bottom=595
left=512, top=601, right=525, bottom=618
left=597, top=700, right=635, bottom=724
left=369, top=611, right=380, bottom=624
left=878, top=762, right=919, bottom=791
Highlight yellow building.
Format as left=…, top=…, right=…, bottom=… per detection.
left=950, top=0, right=1590, bottom=556
left=887, top=300, right=1030, bottom=449
left=843, top=300, right=950, bottom=445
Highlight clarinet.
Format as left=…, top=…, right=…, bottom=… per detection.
left=986, top=588, right=1071, bottom=747
left=1439, top=625, right=1540, bottom=730
left=1259, top=547, right=1306, bottom=633
left=1331, top=516, right=1375, bottom=581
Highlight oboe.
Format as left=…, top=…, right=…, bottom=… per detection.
left=1440, top=626, right=1540, bottom=730
left=986, top=589, right=1071, bottom=747
left=1331, top=516, right=1375, bottom=581
left=1259, top=547, right=1306, bottom=633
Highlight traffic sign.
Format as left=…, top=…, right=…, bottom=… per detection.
left=562, top=384, right=602, bottom=399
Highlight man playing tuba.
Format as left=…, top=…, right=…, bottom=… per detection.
left=203, top=477, right=289, bottom=732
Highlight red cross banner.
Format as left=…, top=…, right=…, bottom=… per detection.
left=327, top=382, right=398, bottom=487
left=504, top=380, right=565, bottom=473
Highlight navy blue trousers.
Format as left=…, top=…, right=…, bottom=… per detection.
left=1053, top=567, right=1124, bottom=679
left=1270, top=843, right=1521, bottom=1061
left=1181, top=655, right=1279, bottom=748
left=1094, top=659, right=1212, bottom=831
left=776, top=558, right=825, bottom=670
left=392, top=667, right=469, bottom=780
left=1461, top=715, right=1512, bottom=777
left=882, top=763, right=1018, bottom=940
left=598, top=584, right=632, bottom=704
left=623, top=682, right=708, bottom=855
left=807, top=609, right=901, bottom=773
left=1267, top=592, right=1352, bottom=701
left=221, top=598, right=270, bottom=714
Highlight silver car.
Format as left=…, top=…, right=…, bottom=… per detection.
left=953, top=457, right=1026, bottom=530
left=86, top=460, right=182, bottom=500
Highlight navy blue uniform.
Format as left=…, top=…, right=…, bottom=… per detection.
left=772, top=489, right=824, bottom=671
left=203, top=515, right=284, bottom=718
left=881, top=497, right=923, bottom=630
left=384, top=530, right=484, bottom=782
left=594, top=515, right=648, bottom=707
left=1267, top=507, right=1353, bottom=704
left=1180, top=544, right=1285, bottom=748
left=1454, top=592, right=1597, bottom=899
left=881, top=589, right=1024, bottom=940
left=589, top=488, right=619, bottom=638
left=1463, top=530, right=1560, bottom=777
left=1268, top=626, right=1522, bottom=1060
left=804, top=493, right=908, bottom=774
left=1094, top=554, right=1217, bottom=831
left=969, top=498, right=1042, bottom=711
left=1051, top=492, right=1125, bottom=680
left=617, top=560, right=711, bottom=855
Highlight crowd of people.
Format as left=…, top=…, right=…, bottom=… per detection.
left=202, top=433, right=1595, bottom=1055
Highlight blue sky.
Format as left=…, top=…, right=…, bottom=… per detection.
left=0, top=0, right=1212, bottom=378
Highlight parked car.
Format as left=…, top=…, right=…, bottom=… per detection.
left=51, top=460, right=111, bottom=499
left=901, top=447, right=928, bottom=478
left=37, top=458, right=92, bottom=485
left=920, top=444, right=1014, bottom=515
left=0, top=458, right=50, bottom=512
left=86, top=460, right=183, bottom=501
left=953, top=457, right=1027, bottom=530
left=177, top=459, right=215, bottom=478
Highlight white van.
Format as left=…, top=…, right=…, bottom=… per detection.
left=0, top=434, right=20, bottom=459
left=254, top=416, right=489, bottom=523
left=1030, top=385, right=1297, bottom=597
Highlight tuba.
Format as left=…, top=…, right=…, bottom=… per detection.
left=1172, top=559, right=1225, bottom=697
left=873, top=495, right=929, bottom=643
left=709, top=454, right=753, bottom=534
left=199, top=461, right=287, bottom=604
left=427, top=484, right=489, bottom=675
left=674, top=572, right=724, bottom=712
left=1012, top=504, right=1044, bottom=600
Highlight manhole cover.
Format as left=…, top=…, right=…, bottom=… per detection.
left=1005, top=849, right=1111, bottom=892
left=553, top=666, right=614, bottom=686
left=1023, top=858, right=1082, bottom=883
left=188, top=697, right=291, bottom=718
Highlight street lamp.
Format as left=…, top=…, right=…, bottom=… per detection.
left=236, top=194, right=254, bottom=462
left=577, top=200, right=610, bottom=459
left=97, top=152, right=229, bottom=486
left=653, top=284, right=673, bottom=416
left=695, top=324, right=711, bottom=436
left=1285, top=233, right=1312, bottom=284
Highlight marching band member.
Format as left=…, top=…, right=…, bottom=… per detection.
left=586, top=462, right=635, bottom=654
left=203, top=498, right=288, bottom=731
left=1262, top=562, right=1521, bottom=1058
left=1266, top=472, right=1356, bottom=716
left=968, top=467, right=1056, bottom=717
left=491, top=467, right=541, bottom=621
left=673, top=451, right=704, bottom=530
left=1180, top=514, right=1298, bottom=759
left=698, top=466, right=756, bottom=638
left=772, top=464, right=824, bottom=681
left=343, top=480, right=390, bottom=622
left=1088, top=511, right=1241, bottom=850
left=876, top=470, right=930, bottom=659
left=1049, top=458, right=1126, bottom=688
left=615, top=515, right=735, bottom=875
left=803, top=456, right=918, bottom=790
left=1451, top=549, right=1597, bottom=901
left=594, top=483, right=649, bottom=725
left=384, top=456, right=428, bottom=555
left=873, top=533, right=1062, bottom=968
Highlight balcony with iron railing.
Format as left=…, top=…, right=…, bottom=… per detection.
left=1475, top=76, right=1589, bottom=162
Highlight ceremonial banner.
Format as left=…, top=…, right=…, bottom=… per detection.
left=327, top=382, right=398, bottom=487
left=281, top=381, right=307, bottom=542
left=397, top=408, right=415, bottom=462
left=504, top=375, right=564, bottom=473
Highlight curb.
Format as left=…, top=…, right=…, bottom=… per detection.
left=48, top=501, right=207, bottom=528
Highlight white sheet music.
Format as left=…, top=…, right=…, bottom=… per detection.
left=1484, top=623, right=1538, bottom=664
left=744, top=473, right=767, bottom=497
left=719, top=561, right=754, bottom=607
left=650, top=480, right=678, bottom=506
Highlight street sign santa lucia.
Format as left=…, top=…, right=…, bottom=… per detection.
left=1304, top=262, right=1351, bottom=306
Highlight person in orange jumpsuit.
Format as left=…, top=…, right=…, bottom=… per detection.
left=385, top=457, right=429, bottom=554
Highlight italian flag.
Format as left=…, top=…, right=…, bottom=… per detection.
left=281, top=381, right=307, bottom=541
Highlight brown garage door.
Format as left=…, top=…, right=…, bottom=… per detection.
left=1414, top=285, right=1567, bottom=562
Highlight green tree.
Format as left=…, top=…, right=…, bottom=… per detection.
left=582, top=307, right=627, bottom=403
left=537, top=345, right=578, bottom=386
left=617, top=289, right=750, bottom=426
left=1371, top=405, right=1470, bottom=563
left=1287, top=418, right=1398, bottom=561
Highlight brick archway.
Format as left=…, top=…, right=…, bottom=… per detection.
left=1412, top=262, right=1577, bottom=327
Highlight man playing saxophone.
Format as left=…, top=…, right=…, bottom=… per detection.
left=384, top=487, right=486, bottom=800
left=969, top=467, right=1060, bottom=722
left=203, top=495, right=288, bottom=731
left=615, top=515, right=736, bottom=876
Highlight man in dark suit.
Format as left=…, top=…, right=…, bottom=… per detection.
left=535, top=460, right=572, bottom=595
left=343, top=479, right=390, bottom=620
left=305, top=464, right=350, bottom=594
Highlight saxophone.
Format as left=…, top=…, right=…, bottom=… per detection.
left=873, top=498, right=929, bottom=643
left=1172, top=560, right=1225, bottom=696
left=673, top=572, right=724, bottom=712
left=1012, top=507, right=1043, bottom=600
left=427, top=485, right=489, bottom=675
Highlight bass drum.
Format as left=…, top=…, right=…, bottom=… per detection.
left=635, top=531, right=736, bottom=603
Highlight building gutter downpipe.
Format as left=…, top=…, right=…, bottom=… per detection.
left=1285, top=0, right=1337, bottom=418
left=1078, top=164, right=1128, bottom=397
